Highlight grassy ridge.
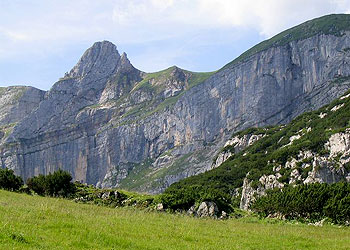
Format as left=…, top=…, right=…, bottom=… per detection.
left=102, top=67, right=215, bottom=127
left=1, top=190, right=350, bottom=249
left=222, top=14, right=350, bottom=70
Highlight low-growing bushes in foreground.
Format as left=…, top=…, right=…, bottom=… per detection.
left=73, top=182, right=157, bottom=209
left=26, top=169, right=76, bottom=198
left=252, top=182, right=350, bottom=224
left=160, top=184, right=233, bottom=212
left=2, top=167, right=350, bottom=225
left=0, top=168, right=158, bottom=210
left=0, top=168, right=23, bottom=191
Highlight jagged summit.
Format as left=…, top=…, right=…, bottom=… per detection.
left=118, top=52, right=135, bottom=72
left=68, top=40, right=125, bottom=79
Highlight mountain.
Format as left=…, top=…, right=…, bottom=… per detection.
left=162, top=89, right=350, bottom=211
left=1, top=14, right=350, bottom=193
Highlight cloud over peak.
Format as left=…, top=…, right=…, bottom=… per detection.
left=0, top=0, right=349, bottom=89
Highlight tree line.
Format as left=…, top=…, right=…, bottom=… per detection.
left=0, top=168, right=75, bottom=198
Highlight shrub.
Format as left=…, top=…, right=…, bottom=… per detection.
left=26, top=174, right=46, bottom=196
left=27, top=170, right=76, bottom=197
left=0, top=168, right=23, bottom=191
left=252, top=183, right=350, bottom=224
left=160, top=182, right=233, bottom=212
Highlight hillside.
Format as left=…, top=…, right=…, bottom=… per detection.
left=1, top=190, right=349, bottom=249
left=0, top=14, right=350, bottom=194
left=162, top=89, right=350, bottom=212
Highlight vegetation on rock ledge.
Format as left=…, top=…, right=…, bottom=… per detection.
left=162, top=88, right=350, bottom=220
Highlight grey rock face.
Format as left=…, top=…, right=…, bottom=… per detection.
left=68, top=41, right=122, bottom=79
left=0, top=86, right=45, bottom=147
left=9, top=41, right=141, bottom=140
left=0, top=86, right=45, bottom=126
left=1, top=31, right=350, bottom=193
left=141, top=32, right=350, bottom=192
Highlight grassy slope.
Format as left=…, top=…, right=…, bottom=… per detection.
left=1, top=190, right=350, bottom=249
left=222, top=14, right=350, bottom=70
left=133, top=66, right=215, bottom=93
left=118, top=152, right=195, bottom=191
left=129, top=67, right=215, bottom=119
left=93, top=67, right=215, bottom=128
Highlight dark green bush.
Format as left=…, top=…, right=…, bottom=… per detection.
left=252, top=183, right=350, bottom=224
left=0, top=168, right=23, bottom=191
left=18, top=186, right=31, bottom=195
left=26, top=174, right=46, bottom=196
left=27, top=170, right=76, bottom=197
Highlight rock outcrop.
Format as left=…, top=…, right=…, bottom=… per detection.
left=1, top=15, right=350, bottom=194
left=187, top=201, right=222, bottom=218
left=196, top=201, right=219, bottom=218
left=211, top=133, right=264, bottom=169
left=240, top=175, right=285, bottom=210
left=240, top=129, right=350, bottom=210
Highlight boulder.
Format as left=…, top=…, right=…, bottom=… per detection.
left=196, top=201, right=219, bottom=218
left=309, top=218, right=326, bottom=227
left=114, top=191, right=121, bottom=199
left=101, top=191, right=113, bottom=200
left=187, top=205, right=196, bottom=216
left=219, top=211, right=228, bottom=220
left=156, top=203, right=164, bottom=211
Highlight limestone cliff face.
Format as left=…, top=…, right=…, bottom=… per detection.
left=0, top=86, right=45, bottom=148
left=0, top=86, right=45, bottom=126
left=1, top=28, right=350, bottom=193
left=131, top=32, right=350, bottom=192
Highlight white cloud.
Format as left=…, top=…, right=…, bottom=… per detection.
left=1, top=0, right=349, bottom=50
left=0, top=0, right=350, bottom=88
left=110, top=0, right=350, bottom=37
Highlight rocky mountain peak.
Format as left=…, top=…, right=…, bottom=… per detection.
left=68, top=40, right=121, bottom=79
left=120, top=52, right=128, bottom=60
left=169, top=66, right=186, bottom=82
left=118, top=52, right=134, bottom=71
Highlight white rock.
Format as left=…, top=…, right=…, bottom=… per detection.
left=156, top=203, right=164, bottom=211
left=330, top=103, right=344, bottom=112
left=319, top=113, right=327, bottom=118
left=197, top=201, right=218, bottom=217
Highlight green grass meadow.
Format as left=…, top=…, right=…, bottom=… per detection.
left=0, top=190, right=349, bottom=249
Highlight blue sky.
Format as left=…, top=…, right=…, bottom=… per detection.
left=0, top=0, right=350, bottom=90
